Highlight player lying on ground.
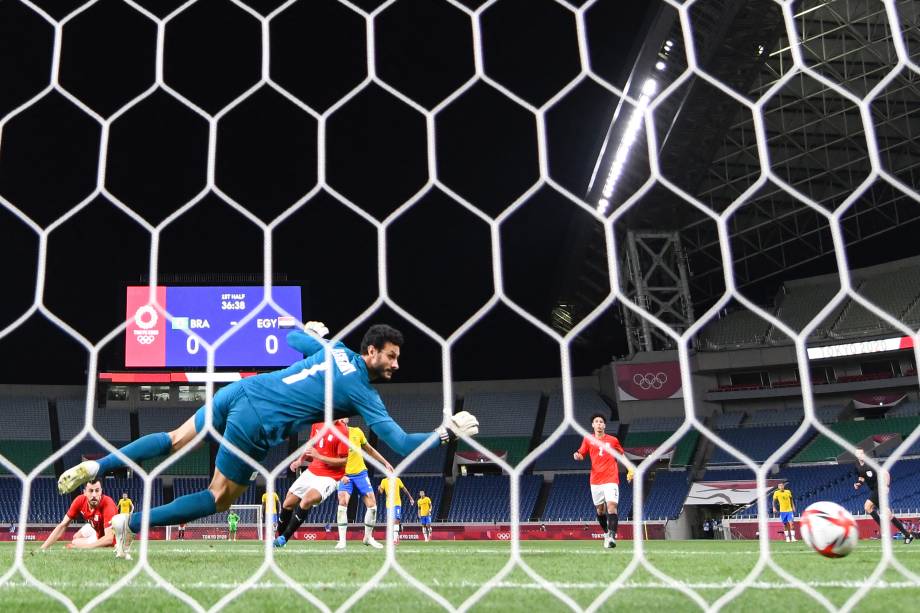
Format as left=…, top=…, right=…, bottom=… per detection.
left=854, top=447, right=915, bottom=544
left=58, top=323, right=479, bottom=558
left=40, top=480, right=117, bottom=552
left=772, top=482, right=797, bottom=542
left=379, top=475, right=414, bottom=544
left=332, top=417, right=391, bottom=549
left=573, top=413, right=624, bottom=549
left=274, top=419, right=350, bottom=548
left=417, top=490, right=433, bottom=542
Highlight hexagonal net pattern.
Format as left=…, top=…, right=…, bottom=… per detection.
left=0, top=0, right=919, bottom=611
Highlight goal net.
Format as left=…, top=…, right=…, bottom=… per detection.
left=1, top=0, right=918, bottom=611
left=164, top=504, right=264, bottom=541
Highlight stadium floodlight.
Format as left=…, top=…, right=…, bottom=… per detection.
left=597, top=78, right=658, bottom=215
left=656, top=61, right=666, bottom=70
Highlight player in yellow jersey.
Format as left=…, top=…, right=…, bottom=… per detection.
left=417, top=490, right=433, bottom=542
left=772, top=482, right=796, bottom=542
left=118, top=493, right=134, bottom=515
left=334, top=418, right=393, bottom=550
left=379, top=476, right=414, bottom=544
left=262, top=490, right=281, bottom=536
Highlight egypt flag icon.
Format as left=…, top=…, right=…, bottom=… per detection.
left=278, top=316, right=297, bottom=329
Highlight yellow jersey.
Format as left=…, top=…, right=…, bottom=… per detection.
left=262, top=492, right=280, bottom=514
left=344, top=427, right=369, bottom=475
left=773, top=488, right=794, bottom=512
left=117, top=498, right=133, bottom=514
left=417, top=496, right=432, bottom=518
left=380, top=477, right=405, bottom=508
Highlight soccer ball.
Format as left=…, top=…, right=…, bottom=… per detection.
left=800, top=501, right=858, bottom=558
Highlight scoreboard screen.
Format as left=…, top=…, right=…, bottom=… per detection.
left=125, top=285, right=304, bottom=368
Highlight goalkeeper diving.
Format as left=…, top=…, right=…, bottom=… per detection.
left=57, top=322, right=480, bottom=557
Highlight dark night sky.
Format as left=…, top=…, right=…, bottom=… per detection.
left=0, top=0, right=654, bottom=385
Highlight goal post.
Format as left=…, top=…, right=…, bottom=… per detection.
left=165, top=504, right=264, bottom=541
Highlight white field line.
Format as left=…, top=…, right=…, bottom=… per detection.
left=1, top=579, right=919, bottom=591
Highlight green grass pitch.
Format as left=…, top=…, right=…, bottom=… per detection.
left=1, top=539, right=919, bottom=611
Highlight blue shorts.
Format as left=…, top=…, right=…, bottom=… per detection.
left=390, top=506, right=402, bottom=521
left=338, top=470, right=373, bottom=497
left=780, top=511, right=794, bottom=524
left=271, top=513, right=279, bottom=524
left=194, top=382, right=268, bottom=485
left=420, top=516, right=431, bottom=526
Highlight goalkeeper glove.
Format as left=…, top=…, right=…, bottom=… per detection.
left=304, top=321, right=329, bottom=337
left=435, top=411, right=479, bottom=444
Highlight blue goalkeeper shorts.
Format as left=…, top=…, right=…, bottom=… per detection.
left=779, top=511, right=794, bottom=524
left=338, top=470, right=373, bottom=497
left=420, top=515, right=431, bottom=526
left=194, top=382, right=269, bottom=485
left=390, top=505, right=402, bottom=521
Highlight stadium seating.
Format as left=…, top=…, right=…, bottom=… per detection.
left=707, top=425, right=812, bottom=465
left=57, top=400, right=131, bottom=442
left=0, top=441, right=55, bottom=476
left=887, top=401, right=920, bottom=418
left=376, top=392, right=448, bottom=432
left=0, top=397, right=50, bottom=439
left=541, top=473, right=634, bottom=521
left=643, top=470, right=691, bottom=520
left=628, top=416, right=685, bottom=433
left=358, top=475, right=445, bottom=524
left=374, top=440, right=447, bottom=474
left=0, top=397, right=53, bottom=475
left=542, top=389, right=612, bottom=434
left=705, top=460, right=920, bottom=517
left=0, top=477, right=22, bottom=523
left=447, top=475, right=541, bottom=522
left=713, top=412, right=745, bottom=429
left=767, top=281, right=840, bottom=341
left=137, top=405, right=210, bottom=475
left=533, top=434, right=587, bottom=471
left=622, top=430, right=699, bottom=467
left=462, top=390, right=541, bottom=436
left=457, top=436, right=532, bottom=466
left=833, top=267, right=920, bottom=336
left=742, top=408, right=803, bottom=428
left=792, top=416, right=920, bottom=463
left=698, top=310, right=771, bottom=349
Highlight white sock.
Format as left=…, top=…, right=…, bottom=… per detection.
left=364, top=507, right=377, bottom=540
left=337, top=505, right=348, bottom=542
left=394, top=523, right=400, bottom=543
left=784, top=530, right=789, bottom=541
left=790, top=529, right=796, bottom=540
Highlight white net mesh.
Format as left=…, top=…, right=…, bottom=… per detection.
left=0, top=0, right=919, bottom=610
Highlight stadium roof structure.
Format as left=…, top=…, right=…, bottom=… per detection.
left=557, top=0, right=920, bottom=351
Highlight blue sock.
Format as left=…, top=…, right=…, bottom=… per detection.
left=128, top=490, right=216, bottom=533
left=96, top=432, right=172, bottom=475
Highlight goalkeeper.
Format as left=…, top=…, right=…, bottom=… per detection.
left=57, top=323, right=480, bottom=557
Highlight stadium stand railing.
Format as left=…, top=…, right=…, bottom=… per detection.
left=622, top=429, right=699, bottom=467
left=457, top=436, right=532, bottom=466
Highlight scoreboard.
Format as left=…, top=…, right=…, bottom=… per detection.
left=125, top=285, right=304, bottom=368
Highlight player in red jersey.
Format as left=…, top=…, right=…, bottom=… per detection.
left=274, top=419, right=350, bottom=547
left=40, top=480, right=118, bottom=552
left=573, top=413, right=625, bottom=549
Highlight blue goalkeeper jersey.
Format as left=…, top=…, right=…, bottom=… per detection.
left=240, top=331, right=428, bottom=455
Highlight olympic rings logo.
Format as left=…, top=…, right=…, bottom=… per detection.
left=302, top=533, right=316, bottom=540
left=496, top=532, right=511, bottom=540
left=136, top=335, right=156, bottom=344
left=633, top=372, right=668, bottom=389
